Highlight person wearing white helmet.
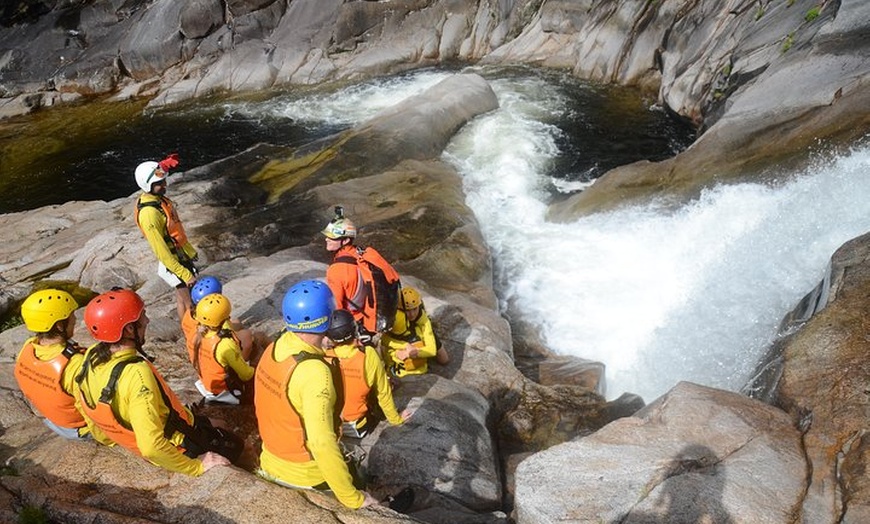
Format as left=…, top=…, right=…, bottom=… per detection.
left=133, top=153, right=199, bottom=314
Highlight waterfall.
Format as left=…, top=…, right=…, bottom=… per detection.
left=242, top=68, right=870, bottom=402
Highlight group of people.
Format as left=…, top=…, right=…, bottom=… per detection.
left=13, top=154, right=449, bottom=510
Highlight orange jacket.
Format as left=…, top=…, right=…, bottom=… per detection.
left=78, top=357, right=193, bottom=457
left=327, top=244, right=400, bottom=334
left=325, top=346, right=369, bottom=422
left=194, top=331, right=231, bottom=395
left=255, top=343, right=315, bottom=463
left=14, top=340, right=87, bottom=429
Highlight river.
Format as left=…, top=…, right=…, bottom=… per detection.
left=4, top=66, right=867, bottom=402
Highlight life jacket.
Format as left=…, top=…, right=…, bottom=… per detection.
left=332, top=245, right=401, bottom=334
left=134, top=195, right=190, bottom=256
left=77, top=356, right=193, bottom=456
left=14, top=339, right=87, bottom=429
left=255, top=341, right=341, bottom=463
left=193, top=325, right=240, bottom=395
left=324, top=346, right=370, bottom=423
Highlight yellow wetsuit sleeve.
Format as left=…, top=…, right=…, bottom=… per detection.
left=137, top=205, right=195, bottom=283
left=364, top=348, right=403, bottom=425
left=290, top=359, right=363, bottom=509
left=412, top=312, right=438, bottom=360
left=118, top=362, right=204, bottom=476
left=214, top=337, right=255, bottom=382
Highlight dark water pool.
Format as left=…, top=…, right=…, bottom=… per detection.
left=0, top=67, right=695, bottom=214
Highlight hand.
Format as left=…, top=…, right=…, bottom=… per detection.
left=360, top=491, right=379, bottom=508
left=400, top=407, right=414, bottom=422
left=200, top=451, right=230, bottom=472
left=158, top=152, right=179, bottom=172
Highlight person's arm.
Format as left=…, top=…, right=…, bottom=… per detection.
left=121, top=364, right=204, bottom=476
left=215, top=337, right=255, bottom=382
left=325, top=264, right=349, bottom=311
left=410, top=313, right=438, bottom=360
left=293, top=360, right=364, bottom=509
left=364, top=348, right=403, bottom=425
left=138, top=207, right=195, bottom=283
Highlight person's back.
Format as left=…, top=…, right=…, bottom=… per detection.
left=76, top=288, right=239, bottom=476
left=321, top=207, right=400, bottom=338
left=255, top=280, right=376, bottom=509
left=190, top=293, right=254, bottom=405
left=325, top=309, right=405, bottom=438
left=14, top=289, right=89, bottom=439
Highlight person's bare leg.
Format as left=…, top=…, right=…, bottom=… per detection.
left=435, top=345, right=450, bottom=365
left=176, top=286, right=192, bottom=320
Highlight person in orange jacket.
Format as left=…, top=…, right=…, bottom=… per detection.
left=133, top=153, right=198, bottom=316
left=14, top=289, right=89, bottom=439
left=76, top=288, right=242, bottom=476
left=324, top=309, right=408, bottom=438
left=255, top=280, right=376, bottom=509
left=180, top=276, right=254, bottom=368
left=190, top=293, right=255, bottom=405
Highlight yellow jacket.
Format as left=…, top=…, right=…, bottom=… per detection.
left=381, top=309, right=437, bottom=377
left=258, top=332, right=364, bottom=509
left=331, top=342, right=403, bottom=426
left=136, top=193, right=197, bottom=282
left=77, top=348, right=204, bottom=476
left=211, top=329, right=255, bottom=381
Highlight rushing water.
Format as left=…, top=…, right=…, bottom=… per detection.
left=5, top=66, right=868, bottom=402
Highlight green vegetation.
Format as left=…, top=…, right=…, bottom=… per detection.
left=805, top=6, right=821, bottom=22
left=755, top=5, right=765, bottom=20
left=782, top=31, right=795, bottom=52
left=787, top=0, right=796, bottom=6
left=18, top=506, right=49, bottom=524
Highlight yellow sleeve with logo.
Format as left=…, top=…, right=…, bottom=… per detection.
left=137, top=205, right=195, bottom=283
left=215, top=337, right=255, bottom=382
left=290, top=359, right=363, bottom=509
left=363, top=347, right=403, bottom=425
left=117, top=362, right=204, bottom=477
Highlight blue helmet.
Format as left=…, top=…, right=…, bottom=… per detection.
left=282, top=280, right=334, bottom=333
left=191, top=276, right=222, bottom=305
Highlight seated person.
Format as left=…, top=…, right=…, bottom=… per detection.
left=380, top=287, right=449, bottom=378
left=191, top=293, right=255, bottom=405
left=14, top=289, right=89, bottom=439
left=181, top=276, right=253, bottom=364
left=324, top=309, right=407, bottom=438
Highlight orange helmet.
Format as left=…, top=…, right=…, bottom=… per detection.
left=84, top=289, right=145, bottom=343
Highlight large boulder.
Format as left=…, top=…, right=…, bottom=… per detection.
left=750, top=231, right=870, bottom=523
left=515, top=382, right=806, bottom=523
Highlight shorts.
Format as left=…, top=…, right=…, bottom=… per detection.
left=157, top=262, right=186, bottom=288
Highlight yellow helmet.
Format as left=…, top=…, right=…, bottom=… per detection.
left=400, top=287, right=422, bottom=310
left=21, top=289, right=79, bottom=333
left=195, top=294, right=232, bottom=328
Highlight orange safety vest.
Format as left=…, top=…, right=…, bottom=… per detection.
left=134, top=195, right=190, bottom=253
left=14, top=341, right=86, bottom=429
left=325, top=347, right=370, bottom=423
left=256, top=346, right=335, bottom=463
left=194, top=329, right=240, bottom=395
left=78, top=357, right=193, bottom=456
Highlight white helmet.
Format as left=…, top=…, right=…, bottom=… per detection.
left=134, top=161, right=167, bottom=192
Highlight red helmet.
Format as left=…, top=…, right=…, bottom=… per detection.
left=84, top=289, right=145, bottom=343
